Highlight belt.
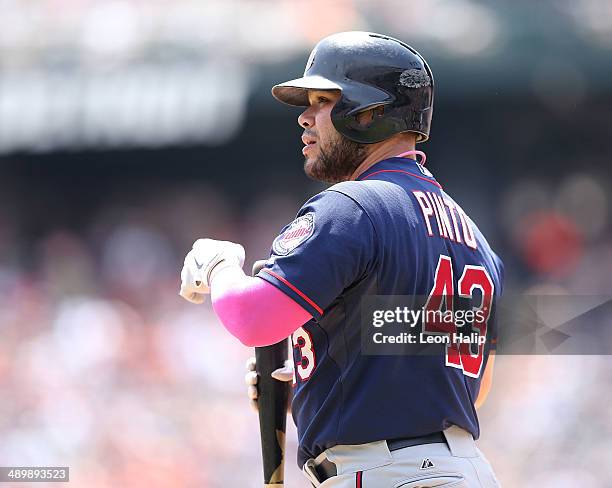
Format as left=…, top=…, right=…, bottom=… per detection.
left=315, top=432, right=446, bottom=482
left=387, top=431, right=446, bottom=451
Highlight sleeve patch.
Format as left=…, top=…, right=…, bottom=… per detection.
left=272, top=212, right=315, bottom=256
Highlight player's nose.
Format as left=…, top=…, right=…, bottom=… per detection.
left=298, top=107, right=314, bottom=129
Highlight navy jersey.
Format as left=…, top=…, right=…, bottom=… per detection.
left=257, top=157, right=504, bottom=467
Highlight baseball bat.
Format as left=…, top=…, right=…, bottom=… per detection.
left=252, top=260, right=290, bottom=488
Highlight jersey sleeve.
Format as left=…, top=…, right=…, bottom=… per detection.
left=256, top=189, right=377, bottom=320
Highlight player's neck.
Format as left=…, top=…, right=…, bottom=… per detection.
left=349, top=139, right=417, bottom=181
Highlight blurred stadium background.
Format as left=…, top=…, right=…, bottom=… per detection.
left=0, top=0, right=611, bottom=486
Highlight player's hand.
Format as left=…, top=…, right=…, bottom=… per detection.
left=179, top=238, right=245, bottom=304
left=245, top=357, right=293, bottom=413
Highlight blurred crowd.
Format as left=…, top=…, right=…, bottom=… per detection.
left=0, top=183, right=305, bottom=487
left=0, top=167, right=610, bottom=486
left=1, top=0, right=611, bottom=152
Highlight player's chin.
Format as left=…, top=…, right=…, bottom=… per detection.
left=303, top=156, right=318, bottom=176
left=303, top=157, right=335, bottom=184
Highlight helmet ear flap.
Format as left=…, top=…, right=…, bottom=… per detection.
left=362, top=105, right=386, bottom=121
left=358, top=106, right=387, bottom=134
left=373, top=106, right=385, bottom=117
left=330, top=82, right=395, bottom=144
left=333, top=104, right=400, bottom=145
left=349, top=105, right=386, bottom=127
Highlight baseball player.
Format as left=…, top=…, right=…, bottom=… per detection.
left=180, top=31, right=503, bottom=487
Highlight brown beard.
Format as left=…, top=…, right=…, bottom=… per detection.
left=304, top=133, right=368, bottom=184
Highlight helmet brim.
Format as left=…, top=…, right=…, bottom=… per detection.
left=271, top=75, right=342, bottom=106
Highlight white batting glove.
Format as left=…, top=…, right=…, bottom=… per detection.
left=179, top=238, right=245, bottom=304
left=245, top=357, right=294, bottom=413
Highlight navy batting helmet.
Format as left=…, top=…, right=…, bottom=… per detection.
left=272, top=31, right=434, bottom=144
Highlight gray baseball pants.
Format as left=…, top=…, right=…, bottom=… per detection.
left=302, top=426, right=500, bottom=487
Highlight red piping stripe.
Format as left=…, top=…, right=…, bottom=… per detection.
left=260, top=268, right=324, bottom=316
left=356, top=471, right=363, bottom=488
left=361, top=169, right=442, bottom=189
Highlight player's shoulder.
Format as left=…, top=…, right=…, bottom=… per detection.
left=326, top=179, right=402, bottom=210
left=297, top=180, right=385, bottom=217
left=329, top=179, right=396, bottom=198
left=297, top=180, right=414, bottom=232
left=299, top=181, right=368, bottom=213
left=294, top=182, right=381, bottom=233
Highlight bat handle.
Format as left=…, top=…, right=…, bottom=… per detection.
left=252, top=260, right=289, bottom=487
left=255, top=341, right=289, bottom=485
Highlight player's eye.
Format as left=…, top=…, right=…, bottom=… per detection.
left=317, top=96, right=330, bottom=104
